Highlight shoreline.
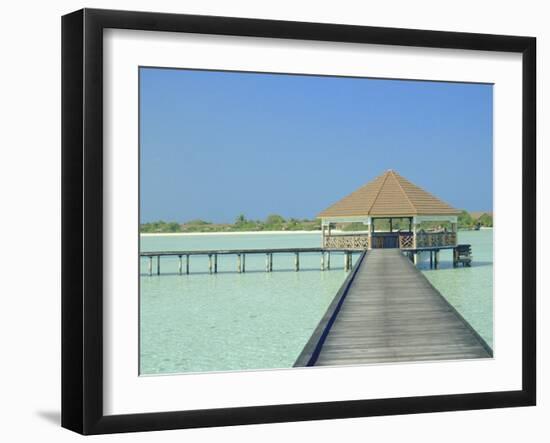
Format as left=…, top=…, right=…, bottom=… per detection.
left=140, top=230, right=323, bottom=237
left=140, top=227, right=493, bottom=237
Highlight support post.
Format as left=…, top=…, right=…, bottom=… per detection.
left=208, top=254, right=213, bottom=274
left=186, top=254, right=189, bottom=274
left=214, top=254, right=218, bottom=273
left=295, top=252, right=299, bottom=271
left=435, top=250, right=439, bottom=269
left=157, top=256, right=160, bottom=275
left=269, top=253, right=273, bottom=272
left=368, top=219, right=374, bottom=249
left=242, top=254, right=246, bottom=272
left=327, top=251, right=331, bottom=270
left=321, top=252, right=325, bottom=271
left=266, top=253, right=269, bottom=272
left=451, top=222, right=458, bottom=246
left=430, top=251, right=433, bottom=269
left=413, top=252, right=418, bottom=266
left=237, top=254, right=241, bottom=273
left=148, top=256, right=152, bottom=276
left=178, top=255, right=182, bottom=275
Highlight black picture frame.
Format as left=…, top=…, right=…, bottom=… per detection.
left=62, top=8, right=536, bottom=435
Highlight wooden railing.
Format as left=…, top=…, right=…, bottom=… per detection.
left=415, top=232, right=457, bottom=248
left=324, top=232, right=456, bottom=250
left=399, top=233, right=415, bottom=249
left=324, top=233, right=369, bottom=250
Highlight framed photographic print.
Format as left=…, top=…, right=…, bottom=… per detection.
left=61, top=8, right=536, bottom=435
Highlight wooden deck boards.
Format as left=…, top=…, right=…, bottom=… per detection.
left=305, top=249, right=491, bottom=366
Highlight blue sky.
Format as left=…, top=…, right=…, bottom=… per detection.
left=140, top=68, right=493, bottom=223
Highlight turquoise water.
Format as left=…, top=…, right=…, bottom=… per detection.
left=139, top=230, right=493, bottom=375
left=418, top=230, right=493, bottom=348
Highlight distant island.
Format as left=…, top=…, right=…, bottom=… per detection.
left=140, top=211, right=493, bottom=234
left=140, top=214, right=320, bottom=234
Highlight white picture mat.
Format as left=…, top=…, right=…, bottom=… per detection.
left=103, top=29, right=523, bottom=415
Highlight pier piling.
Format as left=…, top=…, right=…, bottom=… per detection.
left=141, top=247, right=461, bottom=276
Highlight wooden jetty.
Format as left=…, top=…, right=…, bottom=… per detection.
left=140, top=248, right=357, bottom=275
left=295, top=249, right=492, bottom=367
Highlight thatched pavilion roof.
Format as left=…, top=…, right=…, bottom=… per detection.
left=318, top=170, right=461, bottom=218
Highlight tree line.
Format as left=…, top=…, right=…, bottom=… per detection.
left=140, top=210, right=492, bottom=233
left=140, top=214, right=322, bottom=233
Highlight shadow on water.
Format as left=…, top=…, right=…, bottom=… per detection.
left=36, top=410, right=60, bottom=426
left=420, top=260, right=493, bottom=271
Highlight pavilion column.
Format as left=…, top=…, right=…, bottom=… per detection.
left=451, top=222, right=458, bottom=245
left=412, top=218, right=418, bottom=249
left=367, top=218, right=373, bottom=250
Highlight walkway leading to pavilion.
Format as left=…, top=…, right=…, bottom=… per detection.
left=294, top=249, right=492, bottom=367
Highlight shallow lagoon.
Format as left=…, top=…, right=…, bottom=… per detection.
left=140, top=230, right=493, bottom=375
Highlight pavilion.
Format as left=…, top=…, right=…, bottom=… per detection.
left=318, top=170, right=461, bottom=251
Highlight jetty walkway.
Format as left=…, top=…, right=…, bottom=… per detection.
left=140, top=248, right=358, bottom=274
left=295, top=249, right=492, bottom=366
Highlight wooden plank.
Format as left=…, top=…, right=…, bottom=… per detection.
left=293, top=252, right=367, bottom=367
left=295, top=249, right=491, bottom=367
